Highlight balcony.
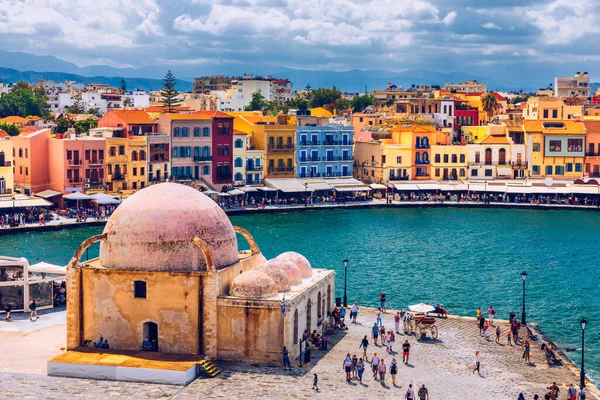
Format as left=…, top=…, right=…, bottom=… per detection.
left=215, top=174, right=232, bottom=183
left=268, top=167, right=295, bottom=173
left=1, top=161, right=11, bottom=167
left=415, top=160, right=430, bottom=165
left=323, top=140, right=342, bottom=146
left=389, top=176, right=409, bottom=181
left=87, top=181, right=104, bottom=190
left=246, top=165, right=263, bottom=172
left=268, top=145, right=295, bottom=152
left=245, top=179, right=265, bottom=185
left=299, top=172, right=353, bottom=178
left=68, top=159, right=83, bottom=166
left=194, top=155, right=212, bottom=162
left=88, top=159, right=104, bottom=166
left=468, top=161, right=508, bottom=166
left=415, top=144, right=431, bottom=149
left=299, top=156, right=321, bottom=162
left=586, top=152, right=599, bottom=156
left=299, top=141, right=321, bottom=146
left=68, top=177, right=83, bottom=183
left=511, top=161, right=527, bottom=168
left=111, top=173, right=125, bottom=181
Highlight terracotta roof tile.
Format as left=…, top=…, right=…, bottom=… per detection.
left=0, top=130, right=9, bottom=138
left=584, top=120, right=600, bottom=133
left=105, top=110, right=156, bottom=125
left=193, top=110, right=234, bottom=119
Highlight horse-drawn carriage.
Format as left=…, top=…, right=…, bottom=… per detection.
left=405, top=303, right=442, bottom=340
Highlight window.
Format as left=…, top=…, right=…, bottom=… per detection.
left=532, top=166, right=540, bottom=175
left=484, top=169, right=492, bottom=177
left=119, top=146, right=125, bottom=155
left=471, top=169, right=478, bottom=177
left=459, top=168, right=465, bottom=177
left=549, top=140, right=561, bottom=152
left=555, top=165, right=564, bottom=175
left=434, top=154, right=440, bottom=163
left=435, top=168, right=440, bottom=177
left=132, top=182, right=137, bottom=189
left=235, top=139, right=244, bottom=148
left=443, top=154, right=449, bottom=163
left=396, top=156, right=402, bottom=164
left=567, top=139, right=583, bottom=152
left=174, top=127, right=180, bottom=137
left=575, top=163, right=582, bottom=172
left=25, top=148, right=28, bottom=158
left=566, top=163, right=573, bottom=172
left=110, top=147, right=116, bottom=156
left=203, top=165, right=210, bottom=175
left=451, top=154, right=457, bottom=163
left=543, top=110, right=549, bottom=119
left=140, top=151, right=146, bottom=161
left=546, top=165, right=553, bottom=175
left=182, top=127, right=189, bottom=137
left=141, top=167, right=145, bottom=176
left=203, top=127, right=210, bottom=137
left=533, top=143, right=540, bottom=152
left=234, top=158, right=243, bottom=167
left=235, top=172, right=243, bottom=181
left=134, top=281, right=147, bottom=299
left=552, top=110, right=558, bottom=119
left=381, top=155, right=386, bottom=164
left=85, top=150, right=90, bottom=160
left=460, top=154, right=465, bottom=163
left=475, top=152, right=480, bottom=163
left=194, top=127, right=200, bottom=137
left=133, top=168, right=137, bottom=176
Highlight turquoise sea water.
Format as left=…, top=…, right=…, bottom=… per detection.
left=0, top=208, right=598, bottom=383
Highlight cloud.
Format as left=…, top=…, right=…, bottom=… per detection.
left=442, top=11, right=457, bottom=25
left=481, top=22, right=501, bottom=30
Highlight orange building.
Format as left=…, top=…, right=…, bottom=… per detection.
left=11, top=129, right=51, bottom=195
left=584, top=120, right=600, bottom=177
left=98, top=110, right=157, bottom=136
left=391, top=125, right=447, bottom=180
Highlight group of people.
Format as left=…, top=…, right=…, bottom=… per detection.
left=517, top=382, right=588, bottom=400
left=0, top=208, right=53, bottom=228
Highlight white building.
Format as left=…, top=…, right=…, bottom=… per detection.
left=82, top=91, right=123, bottom=114
left=47, top=91, right=73, bottom=111
left=554, top=72, right=590, bottom=98
left=123, top=91, right=150, bottom=109
left=433, top=100, right=455, bottom=129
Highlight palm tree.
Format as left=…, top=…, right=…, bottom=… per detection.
left=482, top=93, right=498, bottom=119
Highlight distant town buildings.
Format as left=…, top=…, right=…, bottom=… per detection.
left=554, top=72, right=590, bottom=98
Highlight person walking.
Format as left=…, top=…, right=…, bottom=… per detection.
left=476, top=307, right=482, bottom=323
left=507, top=329, right=512, bottom=346
left=340, top=306, right=347, bottom=323
left=357, top=358, right=365, bottom=383
left=343, top=353, right=353, bottom=382
left=495, top=325, right=501, bottom=344
left=567, top=384, right=577, bottom=400
left=380, top=292, right=387, bottom=313
left=394, top=312, right=401, bottom=333
left=282, top=347, right=291, bottom=370
left=351, top=302, right=359, bottom=323
left=522, top=340, right=531, bottom=364
left=473, top=351, right=481, bottom=375
left=478, top=316, right=485, bottom=336
left=418, top=384, right=429, bottom=400
left=378, top=358, right=386, bottom=383
left=389, top=330, right=396, bottom=353
left=4, top=302, right=11, bottom=321
left=488, top=305, right=496, bottom=326
left=371, top=352, right=380, bottom=380
left=312, top=373, right=319, bottom=391
left=389, top=358, right=398, bottom=386
left=359, top=335, right=369, bottom=360
left=579, top=386, right=587, bottom=399
left=351, top=354, right=358, bottom=379
left=402, top=340, right=411, bottom=364
left=376, top=308, right=383, bottom=326
left=372, top=323, right=380, bottom=345
left=406, top=383, right=416, bottom=400
left=29, top=300, right=38, bottom=321
left=517, top=393, right=526, bottom=400
left=483, top=319, right=490, bottom=341
left=385, top=330, right=392, bottom=353
left=403, top=311, right=412, bottom=333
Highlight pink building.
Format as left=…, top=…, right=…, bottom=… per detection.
left=12, top=129, right=51, bottom=195
left=49, top=136, right=106, bottom=194
left=98, top=110, right=157, bottom=137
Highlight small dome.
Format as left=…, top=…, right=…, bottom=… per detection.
left=276, top=252, right=312, bottom=278
left=230, top=270, right=278, bottom=298
left=265, top=259, right=302, bottom=285
left=253, top=263, right=291, bottom=292
left=100, top=183, right=238, bottom=272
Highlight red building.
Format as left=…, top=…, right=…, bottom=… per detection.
left=98, top=110, right=157, bottom=137
left=454, top=108, right=479, bottom=139
left=194, top=111, right=234, bottom=188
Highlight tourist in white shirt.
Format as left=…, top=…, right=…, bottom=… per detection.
left=350, top=302, right=359, bottom=324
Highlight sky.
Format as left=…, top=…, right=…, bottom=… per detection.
left=0, top=0, right=599, bottom=80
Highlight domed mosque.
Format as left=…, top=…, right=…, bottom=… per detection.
left=49, top=183, right=335, bottom=384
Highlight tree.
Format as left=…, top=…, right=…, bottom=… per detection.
left=0, top=82, right=49, bottom=118
left=0, top=122, right=20, bottom=136
left=87, top=108, right=103, bottom=118
left=120, top=79, right=127, bottom=94
left=160, top=70, right=181, bottom=113
left=309, top=87, right=342, bottom=108
left=352, top=94, right=375, bottom=112
left=55, top=117, right=75, bottom=134
left=74, top=117, right=98, bottom=134
left=334, top=98, right=352, bottom=111
left=245, top=91, right=267, bottom=112
left=66, top=99, right=85, bottom=114
left=482, top=93, right=498, bottom=119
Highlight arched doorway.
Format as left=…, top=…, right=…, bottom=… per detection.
left=306, top=299, right=312, bottom=333
left=293, top=310, right=299, bottom=344
left=143, top=322, right=159, bottom=351
left=485, top=148, right=492, bottom=165
left=317, top=292, right=322, bottom=319
left=499, top=148, right=506, bottom=165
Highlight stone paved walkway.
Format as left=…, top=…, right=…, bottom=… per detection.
left=0, top=308, right=596, bottom=399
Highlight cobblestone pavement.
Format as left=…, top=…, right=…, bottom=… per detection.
left=0, top=308, right=595, bottom=399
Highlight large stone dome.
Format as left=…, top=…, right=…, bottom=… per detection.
left=99, top=183, right=238, bottom=271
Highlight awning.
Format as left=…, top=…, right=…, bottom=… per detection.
left=202, top=190, right=218, bottom=195
left=0, top=198, right=52, bottom=209
left=228, top=189, right=245, bottom=196
left=90, top=194, right=121, bottom=205
left=217, top=193, right=231, bottom=197
left=264, top=178, right=314, bottom=193
left=34, top=189, right=62, bottom=199
left=497, top=168, right=513, bottom=176
left=334, top=186, right=371, bottom=192
left=415, top=183, right=440, bottom=190
left=28, top=262, right=67, bottom=275
left=393, top=183, right=420, bottom=191
left=63, top=192, right=93, bottom=200
left=305, top=182, right=333, bottom=191
left=369, top=183, right=388, bottom=190
left=239, top=187, right=259, bottom=193
left=256, top=187, right=277, bottom=192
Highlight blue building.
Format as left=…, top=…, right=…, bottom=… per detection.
left=296, top=117, right=354, bottom=178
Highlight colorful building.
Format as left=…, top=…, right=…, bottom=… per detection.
left=105, top=135, right=147, bottom=193
left=0, top=136, right=13, bottom=195
left=353, top=137, right=412, bottom=184
left=466, top=125, right=512, bottom=180
left=98, top=110, right=157, bottom=136
left=12, top=129, right=51, bottom=195
left=146, top=134, right=171, bottom=184
left=296, top=116, right=353, bottom=178
left=352, top=112, right=385, bottom=140
left=392, top=125, right=445, bottom=180
left=584, top=120, right=600, bottom=177
left=233, top=131, right=264, bottom=186
left=430, top=144, right=467, bottom=180
left=194, top=111, right=234, bottom=188
left=48, top=135, right=106, bottom=193
left=523, top=97, right=583, bottom=121
left=525, top=120, right=586, bottom=179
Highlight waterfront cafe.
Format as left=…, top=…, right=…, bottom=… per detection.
left=0, top=256, right=67, bottom=313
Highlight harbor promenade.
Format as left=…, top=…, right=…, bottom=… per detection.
left=0, top=308, right=596, bottom=399
left=2, top=198, right=600, bottom=235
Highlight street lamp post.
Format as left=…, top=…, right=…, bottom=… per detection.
left=343, top=259, right=348, bottom=307
left=521, top=271, right=527, bottom=325
left=580, top=318, right=587, bottom=388
left=304, top=183, right=308, bottom=207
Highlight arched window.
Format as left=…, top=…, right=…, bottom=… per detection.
left=498, top=148, right=506, bottom=165
left=293, top=309, right=299, bottom=344
left=485, top=148, right=492, bottom=165
left=306, top=299, right=312, bottom=333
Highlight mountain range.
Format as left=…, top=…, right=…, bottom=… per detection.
left=0, top=50, right=595, bottom=93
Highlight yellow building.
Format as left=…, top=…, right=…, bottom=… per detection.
left=105, top=136, right=147, bottom=193
left=524, top=120, right=585, bottom=179
left=430, top=144, right=467, bottom=180
left=0, top=137, right=14, bottom=194
left=309, top=107, right=333, bottom=118
left=523, top=97, right=583, bottom=120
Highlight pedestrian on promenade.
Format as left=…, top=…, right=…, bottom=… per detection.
left=389, top=330, right=396, bottom=353
left=402, top=340, right=411, bottom=364
left=507, top=329, right=512, bottom=346
left=372, top=323, right=380, bottom=345
left=567, top=383, right=577, bottom=400
left=376, top=308, right=383, bottom=326
left=405, top=383, right=416, bottom=400
left=312, top=373, right=319, bottom=391
left=282, top=347, right=291, bottom=370
left=418, top=384, right=429, bottom=400
left=478, top=316, right=485, bottom=336
left=340, top=306, right=347, bottom=323
left=522, top=340, right=531, bottom=364
left=395, top=311, right=401, bottom=333
left=380, top=292, right=387, bottom=313
left=495, top=325, right=501, bottom=344
left=371, top=352, right=380, bottom=380
left=403, top=311, right=412, bottom=333
left=351, top=354, right=358, bottom=379
left=380, top=325, right=386, bottom=343
left=511, top=318, right=520, bottom=344
left=389, top=358, right=398, bottom=386
left=488, top=305, right=496, bottom=326
left=359, top=335, right=369, bottom=360
left=378, top=358, right=386, bottom=383
left=579, top=386, right=587, bottom=399
left=473, top=351, right=481, bottom=375
left=4, top=302, right=11, bottom=321
left=517, top=393, right=525, bottom=400
left=351, top=302, right=359, bottom=323
left=476, top=307, right=482, bottom=323
left=483, top=319, right=490, bottom=341
left=357, top=358, right=365, bottom=383
left=343, top=353, right=352, bottom=382
left=29, top=300, right=38, bottom=321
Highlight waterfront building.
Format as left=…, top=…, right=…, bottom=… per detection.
left=104, top=134, right=147, bottom=193
left=295, top=116, right=353, bottom=178
left=430, top=144, right=467, bottom=180
left=443, top=80, right=487, bottom=93
left=525, top=120, right=586, bottom=179
left=11, top=129, right=51, bottom=195
left=583, top=120, right=600, bottom=177
left=98, top=110, right=157, bottom=136
left=466, top=125, right=513, bottom=180
left=373, top=83, right=433, bottom=102
left=395, top=124, right=444, bottom=180
left=351, top=112, right=386, bottom=140
left=554, top=72, right=590, bottom=98
left=353, top=136, right=412, bottom=184
left=233, top=131, right=264, bottom=186
left=146, top=134, right=171, bottom=184
left=523, top=97, right=583, bottom=121
left=52, top=183, right=334, bottom=383
left=48, top=134, right=106, bottom=194
left=0, top=136, right=14, bottom=194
